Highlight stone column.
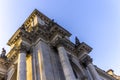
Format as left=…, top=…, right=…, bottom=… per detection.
left=57, top=44, right=76, bottom=80
left=83, top=55, right=101, bottom=80
left=17, top=44, right=27, bottom=80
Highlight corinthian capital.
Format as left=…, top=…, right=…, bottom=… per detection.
left=82, top=55, right=93, bottom=66
left=19, top=42, right=30, bottom=53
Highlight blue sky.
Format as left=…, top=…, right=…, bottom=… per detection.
left=0, top=0, right=120, bottom=75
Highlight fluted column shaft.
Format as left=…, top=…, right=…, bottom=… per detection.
left=17, top=43, right=27, bottom=80
left=87, top=63, right=101, bottom=80
left=17, top=53, right=26, bottom=80
left=57, top=45, right=76, bottom=80
left=83, top=55, right=101, bottom=80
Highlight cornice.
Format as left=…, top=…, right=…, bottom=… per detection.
left=49, top=24, right=71, bottom=40
left=7, top=27, right=34, bottom=46
left=62, top=39, right=76, bottom=53
left=76, top=42, right=92, bottom=53
left=7, top=29, right=21, bottom=46
left=95, top=66, right=116, bottom=79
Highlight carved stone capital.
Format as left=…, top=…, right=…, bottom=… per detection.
left=82, top=55, right=93, bottom=67
left=56, top=39, right=65, bottom=48
left=51, top=35, right=64, bottom=48
left=19, top=43, right=30, bottom=53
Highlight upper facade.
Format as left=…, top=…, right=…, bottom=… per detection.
left=0, top=9, right=117, bottom=80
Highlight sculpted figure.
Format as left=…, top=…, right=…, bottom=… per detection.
left=75, top=37, right=81, bottom=47
left=1, top=48, right=6, bottom=58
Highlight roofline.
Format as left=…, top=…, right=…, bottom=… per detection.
left=7, top=9, right=72, bottom=46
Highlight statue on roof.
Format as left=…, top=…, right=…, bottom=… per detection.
left=0, top=48, right=6, bottom=58
left=49, top=19, right=55, bottom=27
left=75, top=37, right=81, bottom=47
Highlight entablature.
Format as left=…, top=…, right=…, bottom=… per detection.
left=76, top=42, right=92, bottom=53
left=49, top=23, right=71, bottom=40
left=50, top=34, right=92, bottom=58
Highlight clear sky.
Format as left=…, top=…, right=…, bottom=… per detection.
left=0, top=0, right=120, bottom=75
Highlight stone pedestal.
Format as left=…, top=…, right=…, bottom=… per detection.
left=57, top=46, right=76, bottom=80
